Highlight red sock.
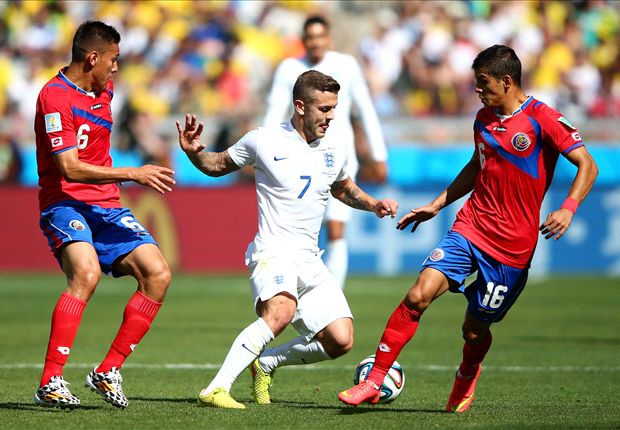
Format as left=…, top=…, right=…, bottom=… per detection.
left=40, top=293, right=86, bottom=386
left=458, top=332, right=493, bottom=377
left=368, top=300, right=421, bottom=387
left=97, top=291, right=162, bottom=373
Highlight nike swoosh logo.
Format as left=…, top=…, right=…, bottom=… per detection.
left=273, top=156, right=289, bottom=161
left=241, top=343, right=258, bottom=355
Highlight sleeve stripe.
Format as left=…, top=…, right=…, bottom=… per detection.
left=52, top=145, right=78, bottom=155
left=562, top=141, right=584, bottom=155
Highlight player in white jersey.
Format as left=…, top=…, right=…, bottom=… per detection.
left=264, top=15, right=388, bottom=290
left=177, top=70, right=398, bottom=409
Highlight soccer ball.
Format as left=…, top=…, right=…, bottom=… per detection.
left=353, top=354, right=405, bottom=403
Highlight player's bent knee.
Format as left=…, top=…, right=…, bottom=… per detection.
left=66, top=268, right=100, bottom=300
left=318, top=320, right=354, bottom=358
left=405, top=287, right=431, bottom=312
left=151, top=265, right=172, bottom=289
left=141, top=262, right=172, bottom=300
left=462, top=325, right=490, bottom=344
left=322, top=335, right=353, bottom=358
left=259, top=299, right=296, bottom=335
left=71, top=268, right=101, bottom=289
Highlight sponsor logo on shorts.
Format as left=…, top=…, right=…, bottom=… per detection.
left=429, top=248, right=445, bottom=262
left=511, top=132, right=531, bottom=151
left=69, top=220, right=86, bottom=231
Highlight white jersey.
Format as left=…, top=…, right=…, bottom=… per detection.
left=263, top=51, right=387, bottom=174
left=228, top=122, right=349, bottom=261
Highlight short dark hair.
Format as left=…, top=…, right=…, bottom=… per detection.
left=293, top=70, right=340, bottom=103
left=472, top=44, right=522, bottom=87
left=71, top=21, right=121, bottom=62
left=303, top=15, right=330, bottom=36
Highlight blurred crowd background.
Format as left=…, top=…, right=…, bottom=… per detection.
left=0, top=0, right=619, bottom=185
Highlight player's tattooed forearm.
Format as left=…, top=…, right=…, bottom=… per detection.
left=189, top=152, right=232, bottom=177
left=340, top=186, right=369, bottom=210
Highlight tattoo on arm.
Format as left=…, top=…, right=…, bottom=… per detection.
left=189, top=151, right=239, bottom=177
left=333, top=180, right=371, bottom=211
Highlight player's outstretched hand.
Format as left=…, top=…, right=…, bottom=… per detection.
left=133, top=164, right=175, bottom=193
left=539, top=208, right=573, bottom=240
left=396, top=204, right=440, bottom=233
left=177, top=113, right=205, bottom=154
left=373, top=199, right=399, bottom=219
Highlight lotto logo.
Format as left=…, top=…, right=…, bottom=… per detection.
left=51, top=137, right=63, bottom=147
left=572, top=132, right=581, bottom=141
left=378, top=342, right=391, bottom=352
left=57, top=346, right=70, bottom=356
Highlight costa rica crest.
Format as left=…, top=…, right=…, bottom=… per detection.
left=69, top=220, right=86, bottom=231
left=511, top=132, right=531, bottom=151
left=429, top=248, right=444, bottom=262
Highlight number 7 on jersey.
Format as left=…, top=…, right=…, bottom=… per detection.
left=298, top=176, right=312, bottom=198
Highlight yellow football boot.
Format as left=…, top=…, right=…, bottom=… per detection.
left=198, top=387, right=245, bottom=409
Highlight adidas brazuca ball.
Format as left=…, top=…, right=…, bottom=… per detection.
left=353, top=354, right=405, bottom=403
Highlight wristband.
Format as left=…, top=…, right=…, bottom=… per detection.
left=561, top=197, right=579, bottom=214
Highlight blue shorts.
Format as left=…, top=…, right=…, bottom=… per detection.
left=39, top=200, right=158, bottom=277
left=421, top=230, right=528, bottom=323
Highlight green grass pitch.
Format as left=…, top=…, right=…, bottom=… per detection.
left=0, top=273, right=618, bottom=429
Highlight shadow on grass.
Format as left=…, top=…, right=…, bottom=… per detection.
left=111, top=397, right=446, bottom=415
left=273, top=399, right=444, bottom=414
left=0, top=402, right=100, bottom=411
left=338, top=406, right=444, bottom=415
left=130, top=397, right=197, bottom=405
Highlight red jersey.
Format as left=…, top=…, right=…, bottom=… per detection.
left=34, top=68, right=121, bottom=211
left=452, top=96, right=584, bottom=268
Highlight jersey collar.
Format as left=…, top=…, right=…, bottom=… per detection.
left=58, top=68, right=96, bottom=98
left=494, top=95, right=533, bottom=120
left=284, top=121, right=321, bottom=147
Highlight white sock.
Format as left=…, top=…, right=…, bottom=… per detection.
left=203, top=318, right=274, bottom=393
left=258, top=336, right=332, bottom=373
left=325, top=238, right=348, bottom=290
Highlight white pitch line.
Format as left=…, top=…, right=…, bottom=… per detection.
left=1, top=363, right=619, bottom=372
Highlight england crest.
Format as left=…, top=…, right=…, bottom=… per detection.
left=324, top=152, right=335, bottom=168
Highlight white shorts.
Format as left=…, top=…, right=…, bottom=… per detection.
left=248, top=250, right=353, bottom=341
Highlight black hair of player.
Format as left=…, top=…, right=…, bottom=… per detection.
left=72, top=21, right=121, bottom=63
left=303, top=15, right=330, bottom=36
left=472, top=44, right=522, bottom=87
